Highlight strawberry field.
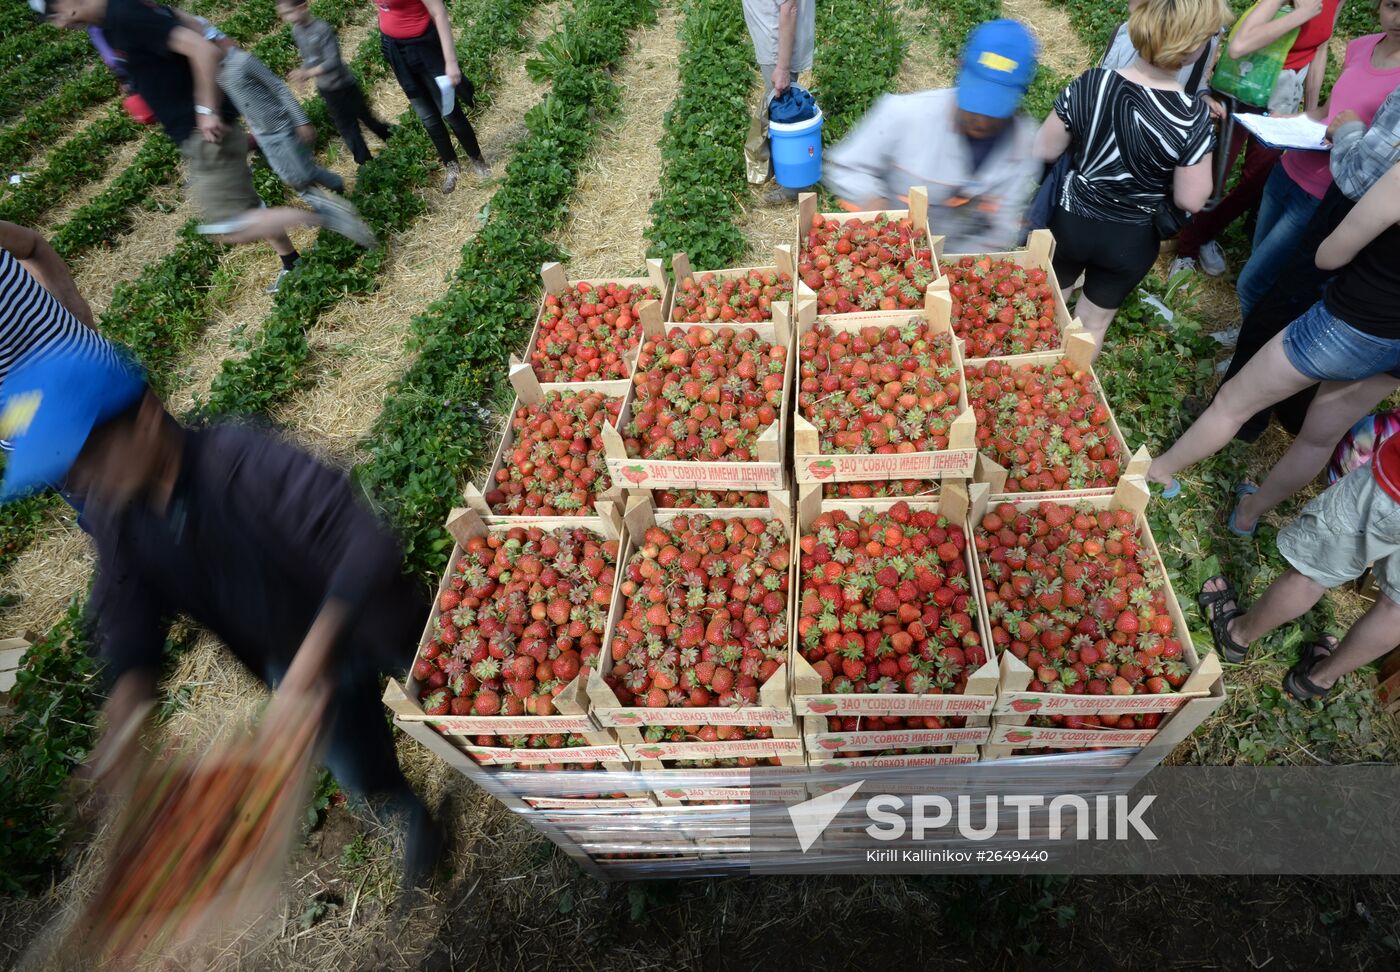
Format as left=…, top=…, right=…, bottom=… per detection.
left=3, top=0, right=1400, bottom=967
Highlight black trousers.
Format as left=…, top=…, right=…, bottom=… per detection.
left=380, top=29, right=483, bottom=165
left=322, top=82, right=392, bottom=165
left=1219, top=183, right=1357, bottom=442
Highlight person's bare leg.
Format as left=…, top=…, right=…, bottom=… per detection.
left=212, top=207, right=318, bottom=245
left=1072, top=292, right=1117, bottom=361
left=1306, top=593, right=1400, bottom=688
left=1147, top=333, right=1316, bottom=487
left=1235, top=374, right=1400, bottom=532
left=1201, top=571, right=1327, bottom=653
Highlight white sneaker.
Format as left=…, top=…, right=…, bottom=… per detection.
left=1168, top=256, right=1197, bottom=278
left=1210, top=325, right=1241, bottom=348
left=1199, top=240, right=1227, bottom=277
left=265, top=268, right=291, bottom=294
left=469, top=158, right=490, bottom=179
left=304, top=188, right=376, bottom=248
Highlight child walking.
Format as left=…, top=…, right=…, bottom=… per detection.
left=280, top=0, right=392, bottom=166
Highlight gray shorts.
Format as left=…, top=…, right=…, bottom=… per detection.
left=180, top=126, right=262, bottom=225
left=1277, top=463, right=1400, bottom=604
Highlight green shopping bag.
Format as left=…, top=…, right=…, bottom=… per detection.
left=1211, top=1, right=1301, bottom=108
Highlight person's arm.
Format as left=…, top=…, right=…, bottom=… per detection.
left=421, top=0, right=462, bottom=86
left=821, top=95, right=901, bottom=209
left=1317, top=165, right=1400, bottom=269
left=1303, top=36, right=1329, bottom=114
left=0, top=221, right=95, bottom=327
left=1328, top=94, right=1400, bottom=200
left=1173, top=156, right=1214, bottom=211
left=1228, top=0, right=1322, bottom=59
left=166, top=25, right=227, bottom=141
left=1034, top=113, right=1072, bottom=162
left=772, top=0, right=797, bottom=97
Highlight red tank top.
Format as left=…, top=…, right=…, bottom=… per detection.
left=1284, top=0, right=1342, bottom=71
left=375, top=0, right=431, bottom=40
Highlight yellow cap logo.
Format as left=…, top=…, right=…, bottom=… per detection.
left=979, top=51, right=1018, bottom=73
left=0, top=391, right=42, bottom=439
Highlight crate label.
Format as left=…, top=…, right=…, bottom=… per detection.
left=810, top=753, right=978, bottom=768
left=796, top=694, right=994, bottom=717
left=806, top=728, right=991, bottom=752
left=625, top=738, right=804, bottom=760
left=994, top=691, right=1199, bottom=716
left=654, top=786, right=807, bottom=802
left=606, top=457, right=785, bottom=490
left=465, top=744, right=627, bottom=765
left=524, top=797, right=654, bottom=809
left=989, top=487, right=1117, bottom=503
left=991, top=725, right=1157, bottom=747
left=428, top=715, right=596, bottom=733
left=596, top=706, right=794, bottom=728
left=797, top=449, right=977, bottom=484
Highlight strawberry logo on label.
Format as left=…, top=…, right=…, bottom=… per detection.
left=613, top=711, right=642, bottom=725
left=663, top=789, right=686, bottom=798
left=1010, top=699, right=1041, bottom=713
left=1005, top=729, right=1034, bottom=743
left=622, top=464, right=649, bottom=485
left=819, top=738, right=845, bottom=750
left=808, top=699, right=837, bottom=714
left=636, top=746, right=665, bottom=759
left=807, top=459, right=836, bottom=481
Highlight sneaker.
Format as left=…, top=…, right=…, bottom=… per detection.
left=265, top=268, right=291, bottom=294
left=468, top=158, right=490, bottom=179
left=760, top=186, right=800, bottom=206
left=304, top=188, right=376, bottom=248
left=1199, top=240, right=1228, bottom=277
left=1209, top=325, right=1241, bottom=347
left=440, top=160, right=460, bottom=194
left=1167, top=256, right=1197, bottom=278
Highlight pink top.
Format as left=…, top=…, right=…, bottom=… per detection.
left=1283, top=35, right=1400, bottom=199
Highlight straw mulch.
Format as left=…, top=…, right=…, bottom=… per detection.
left=1002, top=0, right=1093, bottom=77
left=0, top=513, right=93, bottom=638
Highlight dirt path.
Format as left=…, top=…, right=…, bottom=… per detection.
left=1003, top=0, right=1093, bottom=77
left=270, top=2, right=567, bottom=466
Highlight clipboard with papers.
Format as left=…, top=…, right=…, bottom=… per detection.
left=1231, top=113, right=1331, bottom=152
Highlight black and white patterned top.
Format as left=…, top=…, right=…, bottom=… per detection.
left=1054, top=68, right=1214, bottom=225
left=0, top=248, right=121, bottom=397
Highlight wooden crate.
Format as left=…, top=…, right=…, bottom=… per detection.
left=647, top=763, right=810, bottom=805
left=589, top=492, right=797, bottom=729
left=967, top=331, right=1151, bottom=501
left=804, top=718, right=991, bottom=755
left=0, top=634, right=33, bottom=711
left=805, top=750, right=979, bottom=769
left=789, top=484, right=1001, bottom=720
left=462, top=364, right=628, bottom=521
left=601, top=308, right=793, bottom=492
left=619, top=727, right=805, bottom=765
left=973, top=477, right=1228, bottom=759
left=792, top=289, right=976, bottom=485
left=936, top=229, right=1081, bottom=358
left=516, top=260, right=670, bottom=384
left=383, top=507, right=625, bottom=736
left=523, top=795, right=655, bottom=810
left=665, top=246, right=796, bottom=325
left=794, top=187, right=947, bottom=319
left=456, top=729, right=628, bottom=769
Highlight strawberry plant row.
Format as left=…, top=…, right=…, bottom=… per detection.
left=644, top=0, right=753, bottom=272
left=811, top=0, right=906, bottom=144
left=0, top=32, right=98, bottom=126
left=0, top=69, right=118, bottom=176
left=359, top=0, right=661, bottom=576
left=0, top=107, right=141, bottom=227
left=197, top=0, right=536, bottom=419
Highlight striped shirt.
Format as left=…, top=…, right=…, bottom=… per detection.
left=218, top=47, right=310, bottom=136
left=1, top=248, right=123, bottom=449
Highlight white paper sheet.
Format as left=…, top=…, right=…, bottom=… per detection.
left=434, top=75, right=455, bottom=116
left=1232, top=113, right=1330, bottom=152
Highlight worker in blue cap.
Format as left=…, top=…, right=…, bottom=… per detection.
left=823, top=19, right=1042, bottom=254
left=0, top=348, right=445, bottom=890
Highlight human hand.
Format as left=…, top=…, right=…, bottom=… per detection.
left=296, top=123, right=315, bottom=146
left=1327, top=109, right=1363, bottom=139
left=1295, top=0, right=1323, bottom=20
left=771, top=68, right=791, bottom=97
left=1203, top=95, right=1226, bottom=121
left=446, top=63, right=462, bottom=87
left=198, top=111, right=226, bottom=143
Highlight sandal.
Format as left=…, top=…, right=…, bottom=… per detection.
left=1282, top=636, right=1339, bottom=702
left=1158, top=478, right=1182, bottom=500
left=1227, top=481, right=1259, bottom=538
left=1197, top=575, right=1249, bottom=663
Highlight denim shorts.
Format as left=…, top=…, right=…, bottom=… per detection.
left=1282, top=300, right=1400, bottom=382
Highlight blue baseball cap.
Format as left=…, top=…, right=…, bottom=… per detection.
left=0, top=348, right=147, bottom=502
left=957, top=19, right=1039, bottom=119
